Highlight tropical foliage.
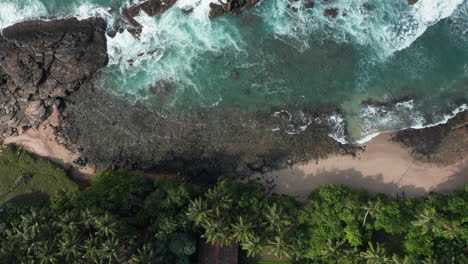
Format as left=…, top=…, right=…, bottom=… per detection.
left=0, top=169, right=466, bottom=263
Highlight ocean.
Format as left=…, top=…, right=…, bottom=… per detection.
left=1, top=0, right=467, bottom=143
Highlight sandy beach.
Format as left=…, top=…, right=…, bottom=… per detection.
left=1, top=107, right=95, bottom=182
left=253, top=133, right=468, bottom=200
left=2, top=111, right=467, bottom=196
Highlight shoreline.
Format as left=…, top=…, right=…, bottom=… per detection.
left=253, top=133, right=468, bottom=200
left=1, top=107, right=95, bottom=183
left=2, top=108, right=466, bottom=196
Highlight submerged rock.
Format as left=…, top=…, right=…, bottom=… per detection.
left=0, top=18, right=108, bottom=136
left=231, top=71, right=239, bottom=80
left=209, top=0, right=261, bottom=19
left=304, top=1, right=315, bottom=9
left=324, top=8, right=339, bottom=18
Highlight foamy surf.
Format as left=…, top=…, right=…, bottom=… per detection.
left=0, top=0, right=466, bottom=146
left=0, top=0, right=47, bottom=29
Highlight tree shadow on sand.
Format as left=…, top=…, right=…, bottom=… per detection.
left=256, top=163, right=467, bottom=200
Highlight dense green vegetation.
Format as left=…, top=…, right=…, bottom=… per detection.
left=0, top=145, right=77, bottom=203
left=0, top=170, right=466, bottom=263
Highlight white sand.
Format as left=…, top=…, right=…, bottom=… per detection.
left=255, top=134, right=468, bottom=200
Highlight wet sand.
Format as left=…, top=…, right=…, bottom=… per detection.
left=254, top=133, right=468, bottom=200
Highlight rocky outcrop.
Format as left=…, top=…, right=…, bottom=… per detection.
left=324, top=8, right=339, bottom=18
left=121, top=0, right=177, bottom=38
left=209, top=0, right=261, bottom=19
left=408, top=0, right=418, bottom=5
left=0, top=18, right=108, bottom=137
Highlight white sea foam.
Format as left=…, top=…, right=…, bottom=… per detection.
left=0, top=0, right=47, bottom=29
left=326, top=114, right=348, bottom=144
left=351, top=103, right=468, bottom=144
left=260, top=0, right=464, bottom=58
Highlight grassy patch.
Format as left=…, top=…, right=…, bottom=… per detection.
left=0, top=144, right=78, bottom=203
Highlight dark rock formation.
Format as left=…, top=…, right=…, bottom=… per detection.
left=304, top=1, right=315, bottom=9
left=124, top=0, right=177, bottom=17
left=0, top=18, right=108, bottom=137
left=181, top=6, right=194, bottom=14
left=57, top=83, right=360, bottom=183
left=324, top=8, right=339, bottom=18
left=392, top=110, right=468, bottom=164
left=408, top=0, right=418, bottom=5
left=121, top=0, right=177, bottom=37
left=209, top=0, right=261, bottom=19
left=209, top=3, right=226, bottom=18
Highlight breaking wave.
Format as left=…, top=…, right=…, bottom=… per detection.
left=0, top=0, right=466, bottom=144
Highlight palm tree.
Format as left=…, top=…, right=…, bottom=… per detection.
left=131, top=244, right=163, bottom=264
left=392, top=254, right=417, bottom=264
left=81, top=237, right=100, bottom=263
left=56, top=211, right=79, bottom=234
left=205, top=186, right=233, bottom=211
left=421, top=256, right=437, bottom=264
left=187, top=198, right=211, bottom=226
left=231, top=216, right=255, bottom=243
left=97, top=237, right=122, bottom=264
left=320, top=239, right=344, bottom=262
left=34, top=243, right=59, bottom=264
left=58, top=234, right=82, bottom=262
left=441, top=221, right=460, bottom=239
left=360, top=242, right=391, bottom=264
left=412, top=208, right=441, bottom=235
left=202, top=218, right=231, bottom=246
left=263, top=203, right=291, bottom=234
left=94, top=212, right=117, bottom=238
left=241, top=236, right=264, bottom=258
left=266, top=235, right=291, bottom=259
left=362, top=200, right=382, bottom=227
left=80, top=208, right=97, bottom=229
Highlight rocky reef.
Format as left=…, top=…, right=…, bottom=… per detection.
left=392, top=111, right=468, bottom=165
left=0, top=18, right=108, bottom=137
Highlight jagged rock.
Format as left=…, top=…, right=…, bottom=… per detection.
left=304, top=1, right=314, bottom=9
left=24, top=101, right=47, bottom=123
left=209, top=0, right=261, bottom=19
left=0, top=18, right=108, bottom=136
left=209, top=3, right=226, bottom=18
left=324, top=8, right=339, bottom=18
left=181, top=6, right=194, bottom=14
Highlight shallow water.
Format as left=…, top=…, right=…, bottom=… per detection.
left=1, top=0, right=467, bottom=142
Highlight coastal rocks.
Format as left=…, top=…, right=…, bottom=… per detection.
left=324, top=8, right=339, bottom=18
left=0, top=18, right=108, bottom=137
left=121, top=0, right=177, bottom=38
left=408, top=0, right=418, bottom=5
left=392, top=111, right=468, bottom=165
left=209, top=3, right=226, bottom=18
left=304, top=1, right=315, bottom=9
left=209, top=0, right=261, bottom=19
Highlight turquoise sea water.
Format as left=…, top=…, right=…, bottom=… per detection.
left=1, top=0, right=467, bottom=142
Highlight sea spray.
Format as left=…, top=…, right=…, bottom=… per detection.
left=0, top=0, right=47, bottom=29
left=0, top=0, right=466, bottom=144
